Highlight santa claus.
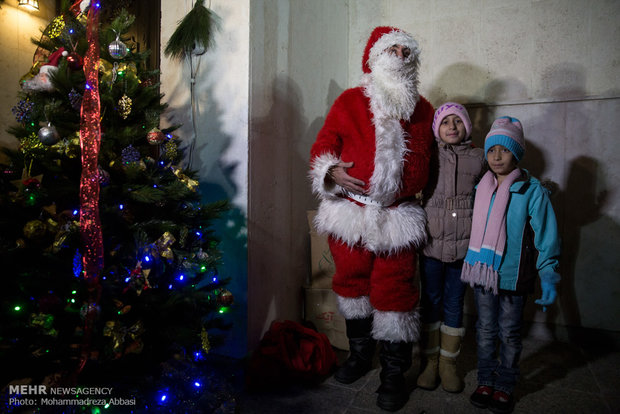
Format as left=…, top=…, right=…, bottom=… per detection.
left=309, top=26, right=434, bottom=411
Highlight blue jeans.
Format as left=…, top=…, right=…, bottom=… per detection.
left=474, top=286, right=526, bottom=394
left=419, top=256, right=466, bottom=328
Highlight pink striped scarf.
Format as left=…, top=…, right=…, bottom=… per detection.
left=461, top=168, right=522, bottom=294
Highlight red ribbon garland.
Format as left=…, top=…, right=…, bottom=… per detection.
left=79, top=2, right=103, bottom=282
left=77, top=2, right=102, bottom=372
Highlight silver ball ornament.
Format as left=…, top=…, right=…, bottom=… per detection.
left=108, top=39, right=128, bottom=60
left=38, top=123, right=60, bottom=145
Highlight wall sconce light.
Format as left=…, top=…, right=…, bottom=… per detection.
left=18, top=0, right=40, bottom=11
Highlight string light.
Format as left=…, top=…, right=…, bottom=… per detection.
left=73, top=250, right=82, bottom=277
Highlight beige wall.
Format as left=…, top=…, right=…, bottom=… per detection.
left=0, top=0, right=57, bottom=160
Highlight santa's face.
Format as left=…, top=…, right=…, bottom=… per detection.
left=365, top=44, right=419, bottom=120
left=385, top=44, right=411, bottom=60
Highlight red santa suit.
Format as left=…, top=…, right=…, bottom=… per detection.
left=309, top=28, right=434, bottom=343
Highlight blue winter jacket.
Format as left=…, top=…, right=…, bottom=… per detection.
left=495, top=169, right=561, bottom=293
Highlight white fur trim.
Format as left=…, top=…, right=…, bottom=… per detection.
left=440, top=323, right=465, bottom=337
left=440, top=348, right=460, bottom=358
left=368, top=30, right=420, bottom=70
left=309, top=152, right=341, bottom=199
left=439, top=324, right=465, bottom=358
left=315, top=198, right=427, bottom=254
left=372, top=309, right=421, bottom=342
left=336, top=295, right=373, bottom=319
left=368, top=118, right=408, bottom=206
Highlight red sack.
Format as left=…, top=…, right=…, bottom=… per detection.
left=247, top=320, right=337, bottom=387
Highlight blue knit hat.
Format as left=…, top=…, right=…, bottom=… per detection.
left=484, top=116, right=525, bottom=162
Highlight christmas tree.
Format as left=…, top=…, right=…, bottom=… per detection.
left=0, top=1, right=236, bottom=411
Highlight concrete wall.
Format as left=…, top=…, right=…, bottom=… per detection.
left=0, top=0, right=57, bottom=160
left=247, top=0, right=349, bottom=351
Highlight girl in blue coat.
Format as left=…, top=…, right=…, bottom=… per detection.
left=461, top=116, right=561, bottom=414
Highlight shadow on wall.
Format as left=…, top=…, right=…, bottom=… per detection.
left=522, top=64, right=618, bottom=338
left=303, top=79, right=345, bottom=287
left=162, top=68, right=249, bottom=357
left=197, top=90, right=249, bottom=359
left=517, top=64, right=620, bottom=401
left=427, top=62, right=620, bottom=338
left=249, top=74, right=308, bottom=349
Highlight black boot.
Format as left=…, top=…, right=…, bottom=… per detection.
left=334, top=317, right=376, bottom=384
left=376, top=341, right=413, bottom=412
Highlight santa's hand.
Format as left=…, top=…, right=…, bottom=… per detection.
left=329, top=161, right=366, bottom=194
left=534, top=282, right=557, bottom=312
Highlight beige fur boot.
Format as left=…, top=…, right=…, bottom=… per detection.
left=416, top=322, right=440, bottom=390
left=438, top=323, right=466, bottom=393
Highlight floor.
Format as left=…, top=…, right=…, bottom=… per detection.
left=237, top=327, right=620, bottom=413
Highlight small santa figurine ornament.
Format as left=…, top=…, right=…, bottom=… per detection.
left=22, top=48, right=66, bottom=92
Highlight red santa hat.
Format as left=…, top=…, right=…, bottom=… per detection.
left=362, top=26, right=420, bottom=73
left=39, top=47, right=66, bottom=75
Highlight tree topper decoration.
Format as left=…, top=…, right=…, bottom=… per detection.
left=164, top=0, right=218, bottom=61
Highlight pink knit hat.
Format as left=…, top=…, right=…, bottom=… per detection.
left=362, top=26, right=420, bottom=74
left=484, top=116, right=525, bottom=162
left=432, top=102, right=472, bottom=140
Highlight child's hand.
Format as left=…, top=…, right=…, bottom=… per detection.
left=534, top=282, right=557, bottom=312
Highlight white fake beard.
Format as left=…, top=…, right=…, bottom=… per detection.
left=364, top=53, right=419, bottom=120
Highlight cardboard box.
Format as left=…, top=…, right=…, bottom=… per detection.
left=307, top=210, right=335, bottom=289
left=303, top=287, right=349, bottom=350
